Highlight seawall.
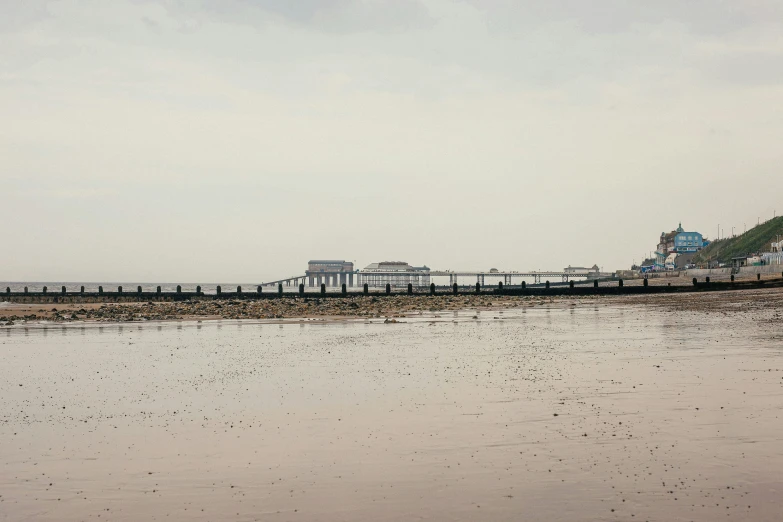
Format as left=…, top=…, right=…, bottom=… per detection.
left=685, top=268, right=732, bottom=277
left=738, top=264, right=783, bottom=276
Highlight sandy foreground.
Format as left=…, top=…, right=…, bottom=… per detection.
left=1, top=289, right=782, bottom=521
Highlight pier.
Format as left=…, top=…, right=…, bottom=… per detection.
left=260, top=262, right=603, bottom=289
left=430, top=270, right=594, bottom=285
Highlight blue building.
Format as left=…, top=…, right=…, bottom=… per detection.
left=671, top=223, right=709, bottom=253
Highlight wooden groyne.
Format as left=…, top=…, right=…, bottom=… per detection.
left=4, top=274, right=783, bottom=304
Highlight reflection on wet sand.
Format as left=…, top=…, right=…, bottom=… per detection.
left=1, top=297, right=782, bottom=521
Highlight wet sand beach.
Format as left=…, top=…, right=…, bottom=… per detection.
left=1, top=290, right=782, bottom=521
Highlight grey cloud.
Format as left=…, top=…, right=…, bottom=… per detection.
left=704, top=51, right=783, bottom=86
left=463, top=0, right=783, bottom=36
left=0, top=1, right=53, bottom=31
left=185, top=0, right=435, bottom=33
left=141, top=15, right=161, bottom=31
left=425, top=0, right=783, bottom=91
left=217, top=0, right=348, bottom=23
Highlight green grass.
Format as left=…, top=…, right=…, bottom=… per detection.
left=692, top=216, right=783, bottom=265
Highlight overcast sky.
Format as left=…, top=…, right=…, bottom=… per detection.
left=3, top=0, right=782, bottom=282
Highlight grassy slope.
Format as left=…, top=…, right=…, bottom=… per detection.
left=692, top=216, right=783, bottom=264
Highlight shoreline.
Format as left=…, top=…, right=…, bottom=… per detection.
left=3, top=287, right=782, bottom=327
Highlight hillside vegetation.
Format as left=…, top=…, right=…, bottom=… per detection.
left=692, top=216, right=783, bottom=265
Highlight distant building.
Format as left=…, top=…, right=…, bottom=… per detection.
left=358, top=261, right=431, bottom=288
left=564, top=265, right=600, bottom=275
left=731, top=256, right=749, bottom=270
left=762, top=241, right=783, bottom=266
left=762, top=252, right=782, bottom=266
left=732, top=255, right=764, bottom=270
left=655, top=223, right=709, bottom=269
left=672, top=226, right=708, bottom=254
left=306, top=260, right=355, bottom=287
left=656, top=232, right=676, bottom=264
